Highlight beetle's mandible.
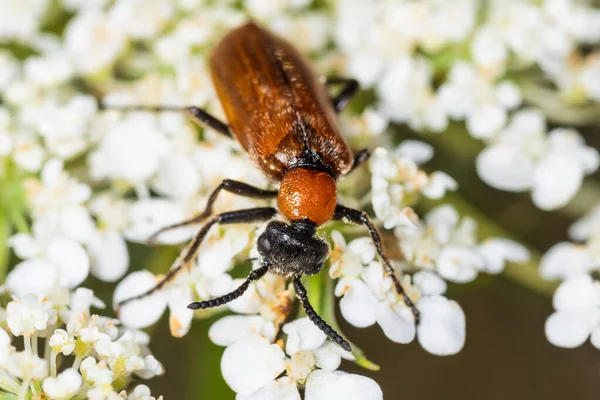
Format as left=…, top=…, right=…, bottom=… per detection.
left=111, top=21, right=419, bottom=352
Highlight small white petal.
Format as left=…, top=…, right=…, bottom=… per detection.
left=313, top=342, right=345, bottom=371
left=88, top=230, right=129, bottom=282
left=209, top=316, right=270, bottom=347
left=305, top=370, right=383, bottom=400
left=237, top=378, right=300, bottom=400
left=466, top=105, right=506, bottom=139
left=113, top=271, right=167, bottom=328
left=42, top=368, right=82, bottom=398
left=395, top=140, right=434, bottom=164
left=339, top=279, right=378, bottom=328
left=282, top=317, right=327, bottom=355
left=495, top=81, right=521, bottom=109
left=422, top=172, right=457, bottom=199
left=46, top=237, right=90, bottom=288
left=60, top=207, right=96, bottom=244
left=476, top=145, right=533, bottom=191
left=540, top=243, right=596, bottom=280
left=376, top=302, right=416, bottom=344
left=545, top=308, right=600, bottom=348
left=532, top=153, right=584, bottom=210
left=412, top=271, right=447, bottom=296
left=437, top=246, right=483, bottom=283
left=221, top=333, right=285, bottom=395
left=168, top=286, right=194, bottom=338
left=417, top=295, right=466, bottom=356
left=569, top=205, right=600, bottom=242
left=6, top=260, right=59, bottom=296
left=8, top=233, right=39, bottom=259
left=552, top=275, right=600, bottom=310
left=478, top=238, right=530, bottom=274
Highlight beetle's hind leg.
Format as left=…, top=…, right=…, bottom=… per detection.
left=116, top=207, right=277, bottom=310
left=294, top=277, right=352, bottom=352
left=326, top=77, right=359, bottom=113
left=100, top=102, right=232, bottom=138
left=147, top=179, right=278, bottom=246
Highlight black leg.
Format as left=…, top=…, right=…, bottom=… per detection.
left=188, top=261, right=270, bottom=310
left=349, top=148, right=371, bottom=174
left=99, top=103, right=232, bottom=138
left=294, top=277, right=351, bottom=352
left=333, top=205, right=420, bottom=324
left=116, top=207, right=277, bottom=309
left=147, top=179, right=278, bottom=245
left=326, top=77, right=360, bottom=113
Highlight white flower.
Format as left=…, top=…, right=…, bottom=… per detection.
left=476, top=110, right=599, bottom=210
left=24, top=158, right=92, bottom=223
left=0, top=51, right=19, bottom=92
left=221, top=333, right=286, bottom=395
left=89, top=113, right=170, bottom=190
left=0, top=0, right=49, bottom=42
left=124, top=198, right=196, bottom=245
left=109, top=0, right=174, bottom=40
left=209, top=315, right=276, bottom=347
left=5, top=351, right=48, bottom=381
left=80, top=357, right=114, bottom=386
left=545, top=275, right=600, bottom=348
left=417, top=295, right=465, bottom=355
left=370, top=146, right=456, bottom=229
left=24, top=53, right=74, bottom=89
left=7, top=218, right=90, bottom=294
left=438, top=62, right=520, bottom=139
left=540, top=242, right=598, bottom=280
left=127, top=385, right=162, bottom=400
left=377, top=56, right=447, bottom=132
left=6, top=295, right=58, bottom=337
left=304, top=370, right=382, bottom=400
left=42, top=368, right=83, bottom=399
left=64, top=9, right=126, bottom=74
left=49, top=329, right=76, bottom=356
left=31, top=96, right=97, bottom=159
left=113, top=271, right=169, bottom=329
left=471, top=26, right=507, bottom=76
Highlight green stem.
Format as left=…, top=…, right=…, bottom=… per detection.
left=0, top=211, right=10, bottom=282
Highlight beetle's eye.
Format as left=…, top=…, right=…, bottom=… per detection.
left=257, top=235, right=271, bottom=252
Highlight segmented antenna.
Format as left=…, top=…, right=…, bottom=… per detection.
left=293, top=277, right=352, bottom=352
left=188, top=264, right=269, bottom=310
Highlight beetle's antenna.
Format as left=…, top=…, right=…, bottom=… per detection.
left=188, top=262, right=270, bottom=310
left=293, top=276, right=352, bottom=352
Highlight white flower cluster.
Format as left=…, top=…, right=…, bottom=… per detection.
left=541, top=205, right=600, bottom=349
left=334, top=0, right=600, bottom=211
left=0, top=288, right=162, bottom=399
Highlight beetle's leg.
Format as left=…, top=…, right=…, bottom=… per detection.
left=147, top=180, right=277, bottom=245
left=100, top=103, right=232, bottom=138
left=326, top=77, right=360, bottom=113
left=116, top=207, right=277, bottom=309
left=188, top=261, right=270, bottom=310
left=349, top=148, right=371, bottom=173
left=332, top=205, right=420, bottom=324
left=294, top=277, right=351, bottom=352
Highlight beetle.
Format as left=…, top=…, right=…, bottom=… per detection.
left=114, top=21, right=418, bottom=352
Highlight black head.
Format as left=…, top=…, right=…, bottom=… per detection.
left=257, top=219, right=329, bottom=277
